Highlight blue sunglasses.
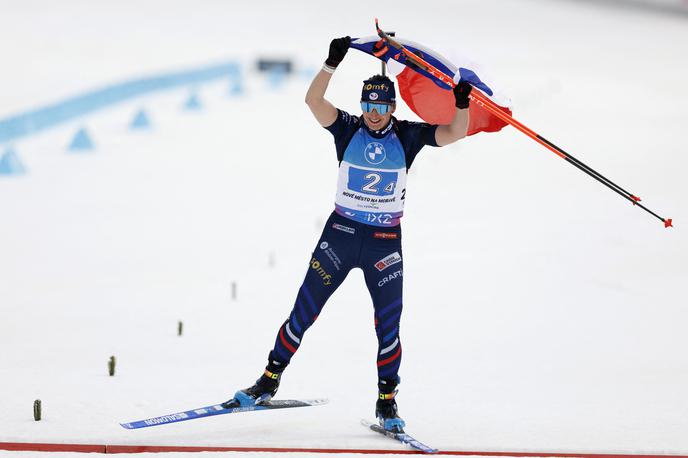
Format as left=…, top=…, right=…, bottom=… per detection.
left=361, top=101, right=392, bottom=115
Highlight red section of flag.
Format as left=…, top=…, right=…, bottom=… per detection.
left=396, top=67, right=454, bottom=124
left=396, top=67, right=510, bottom=136
left=467, top=96, right=512, bottom=136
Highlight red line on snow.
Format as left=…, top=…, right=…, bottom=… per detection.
left=0, top=442, right=105, bottom=453
left=1, top=442, right=687, bottom=457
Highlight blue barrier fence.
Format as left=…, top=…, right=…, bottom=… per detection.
left=0, top=62, right=241, bottom=144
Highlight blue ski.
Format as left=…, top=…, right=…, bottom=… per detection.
left=120, top=399, right=328, bottom=429
left=361, top=419, right=438, bottom=454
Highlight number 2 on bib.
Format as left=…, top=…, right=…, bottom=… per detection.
left=362, top=173, right=382, bottom=193
left=349, top=167, right=398, bottom=196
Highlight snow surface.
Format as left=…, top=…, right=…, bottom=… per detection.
left=1, top=0, right=687, bottom=457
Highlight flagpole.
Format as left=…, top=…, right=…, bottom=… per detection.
left=374, top=19, right=672, bottom=228
left=381, top=31, right=395, bottom=76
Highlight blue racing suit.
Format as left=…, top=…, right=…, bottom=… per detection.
left=268, top=109, right=438, bottom=384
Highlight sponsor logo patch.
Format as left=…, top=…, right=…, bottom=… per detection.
left=319, top=242, right=342, bottom=271
left=378, top=269, right=403, bottom=288
left=374, top=232, right=398, bottom=239
left=374, top=251, right=402, bottom=272
left=332, top=223, right=355, bottom=234
left=144, top=413, right=188, bottom=425
left=310, top=257, right=332, bottom=285
left=364, top=83, right=390, bottom=92
left=364, top=142, right=386, bottom=165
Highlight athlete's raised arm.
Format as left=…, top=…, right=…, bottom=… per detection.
left=305, top=37, right=350, bottom=127
left=434, top=81, right=472, bottom=147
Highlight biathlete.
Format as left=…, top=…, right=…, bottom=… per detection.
left=223, top=36, right=472, bottom=432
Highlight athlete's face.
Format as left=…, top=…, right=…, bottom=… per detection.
left=362, top=104, right=395, bottom=131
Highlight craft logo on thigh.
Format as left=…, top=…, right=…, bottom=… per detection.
left=310, top=257, right=332, bottom=285
left=374, top=251, right=402, bottom=272
left=378, top=269, right=403, bottom=287
left=374, top=232, right=398, bottom=239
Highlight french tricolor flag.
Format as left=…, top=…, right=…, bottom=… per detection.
left=351, top=36, right=512, bottom=136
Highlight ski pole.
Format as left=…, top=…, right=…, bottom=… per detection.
left=374, top=19, right=673, bottom=229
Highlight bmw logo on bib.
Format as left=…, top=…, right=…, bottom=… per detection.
left=364, top=142, right=386, bottom=165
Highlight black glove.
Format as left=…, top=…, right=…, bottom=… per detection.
left=325, top=36, right=351, bottom=68
left=453, top=80, right=472, bottom=109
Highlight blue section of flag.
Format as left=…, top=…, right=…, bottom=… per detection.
left=457, top=67, right=493, bottom=96
left=350, top=36, right=495, bottom=96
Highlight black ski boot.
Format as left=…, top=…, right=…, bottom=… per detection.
left=375, top=378, right=406, bottom=432
left=222, top=355, right=286, bottom=408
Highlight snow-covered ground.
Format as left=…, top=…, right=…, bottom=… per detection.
left=1, top=1, right=687, bottom=457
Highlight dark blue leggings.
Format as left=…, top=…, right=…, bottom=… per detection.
left=269, top=211, right=404, bottom=382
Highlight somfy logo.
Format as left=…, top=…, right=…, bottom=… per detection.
left=310, top=257, right=332, bottom=285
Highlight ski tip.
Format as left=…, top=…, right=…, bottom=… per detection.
left=120, top=423, right=134, bottom=430
left=272, top=398, right=328, bottom=407
left=362, top=418, right=439, bottom=454
left=307, top=398, right=329, bottom=406
left=664, top=218, right=673, bottom=228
